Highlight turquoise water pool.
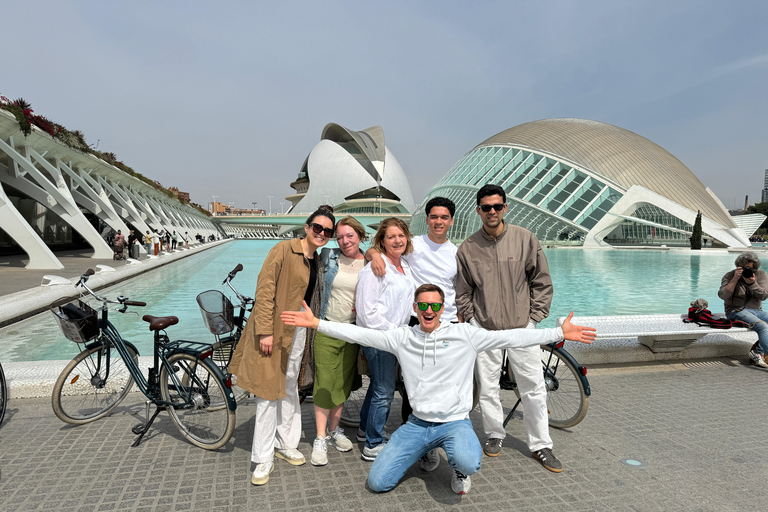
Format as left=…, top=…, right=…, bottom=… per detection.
left=0, top=241, right=743, bottom=362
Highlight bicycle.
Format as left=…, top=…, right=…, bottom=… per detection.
left=0, top=361, right=7, bottom=427
left=500, top=341, right=591, bottom=429
left=50, top=269, right=237, bottom=450
left=196, top=263, right=253, bottom=403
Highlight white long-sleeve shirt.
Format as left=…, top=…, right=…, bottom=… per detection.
left=406, top=235, right=458, bottom=322
left=318, top=320, right=563, bottom=423
left=355, top=256, right=415, bottom=331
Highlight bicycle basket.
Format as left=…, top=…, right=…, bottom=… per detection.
left=196, top=290, right=234, bottom=335
left=51, top=299, right=100, bottom=343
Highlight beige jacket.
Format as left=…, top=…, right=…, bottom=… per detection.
left=718, top=268, right=768, bottom=314
left=456, top=222, right=553, bottom=330
left=229, top=238, right=321, bottom=401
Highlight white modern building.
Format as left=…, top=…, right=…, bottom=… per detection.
left=286, top=123, right=416, bottom=217
left=412, top=118, right=750, bottom=248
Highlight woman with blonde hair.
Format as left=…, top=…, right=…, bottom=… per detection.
left=310, top=216, right=368, bottom=466
left=355, top=217, right=415, bottom=461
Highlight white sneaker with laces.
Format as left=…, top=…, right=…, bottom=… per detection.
left=328, top=426, right=353, bottom=452
left=420, top=449, right=440, bottom=472
left=311, top=437, right=328, bottom=466
left=275, top=448, right=306, bottom=466
left=361, top=443, right=386, bottom=461
left=451, top=470, right=471, bottom=494
left=251, top=461, right=274, bottom=485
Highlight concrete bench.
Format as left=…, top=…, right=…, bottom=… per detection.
left=556, top=313, right=752, bottom=353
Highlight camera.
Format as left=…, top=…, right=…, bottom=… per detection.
left=742, top=267, right=754, bottom=279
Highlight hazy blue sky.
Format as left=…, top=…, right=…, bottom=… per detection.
left=2, top=1, right=766, bottom=212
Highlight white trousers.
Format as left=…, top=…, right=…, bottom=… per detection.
left=251, top=325, right=307, bottom=463
left=474, top=322, right=552, bottom=452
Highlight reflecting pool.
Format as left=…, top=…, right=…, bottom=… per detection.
left=0, top=241, right=744, bottom=362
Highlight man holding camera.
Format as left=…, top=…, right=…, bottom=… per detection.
left=719, top=252, right=768, bottom=367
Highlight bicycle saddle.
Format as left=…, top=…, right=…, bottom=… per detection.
left=142, top=315, right=179, bottom=331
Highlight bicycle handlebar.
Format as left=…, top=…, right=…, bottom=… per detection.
left=76, top=269, right=145, bottom=309
left=223, top=263, right=253, bottom=306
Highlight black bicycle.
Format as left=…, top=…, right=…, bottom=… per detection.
left=51, top=269, right=237, bottom=450
left=0, top=361, right=7, bottom=427
left=500, top=341, right=591, bottom=429
left=196, top=263, right=253, bottom=403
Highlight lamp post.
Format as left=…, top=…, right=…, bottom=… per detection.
left=268, top=195, right=273, bottom=215
left=212, top=195, right=218, bottom=216
left=279, top=202, right=284, bottom=215
left=252, top=201, right=257, bottom=215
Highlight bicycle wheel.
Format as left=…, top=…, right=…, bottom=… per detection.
left=52, top=340, right=138, bottom=425
left=511, top=345, right=588, bottom=429
left=160, top=353, right=235, bottom=450
left=211, top=340, right=249, bottom=403
left=0, top=362, right=7, bottom=427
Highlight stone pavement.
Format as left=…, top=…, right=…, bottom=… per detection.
left=1, top=356, right=766, bottom=511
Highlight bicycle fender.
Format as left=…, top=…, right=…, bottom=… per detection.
left=551, top=344, right=591, bottom=397
left=201, top=357, right=238, bottom=411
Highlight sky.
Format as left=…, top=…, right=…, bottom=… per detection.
left=2, top=0, right=767, bottom=212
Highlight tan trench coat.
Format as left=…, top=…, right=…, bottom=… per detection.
left=228, top=238, right=322, bottom=401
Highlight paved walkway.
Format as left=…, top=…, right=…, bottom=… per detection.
left=1, top=356, right=765, bottom=511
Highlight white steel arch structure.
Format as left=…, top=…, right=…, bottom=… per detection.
left=0, top=110, right=220, bottom=269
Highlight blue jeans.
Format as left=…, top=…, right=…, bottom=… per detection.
left=359, top=346, right=397, bottom=448
left=727, top=309, right=768, bottom=354
left=367, top=415, right=482, bottom=492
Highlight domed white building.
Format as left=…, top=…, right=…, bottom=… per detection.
left=412, top=118, right=749, bottom=248
left=286, top=123, right=416, bottom=216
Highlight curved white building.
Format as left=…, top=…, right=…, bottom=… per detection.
left=413, top=118, right=749, bottom=248
left=287, top=123, right=416, bottom=216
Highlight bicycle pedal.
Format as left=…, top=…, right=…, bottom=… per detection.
left=132, top=424, right=147, bottom=435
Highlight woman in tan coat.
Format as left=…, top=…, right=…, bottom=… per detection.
left=229, top=206, right=335, bottom=486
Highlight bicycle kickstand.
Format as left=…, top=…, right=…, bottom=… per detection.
left=502, top=398, right=522, bottom=428
left=131, top=399, right=166, bottom=447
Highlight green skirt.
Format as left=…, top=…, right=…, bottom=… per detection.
left=313, top=331, right=359, bottom=409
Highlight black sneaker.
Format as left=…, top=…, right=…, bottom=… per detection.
left=483, top=438, right=503, bottom=457
left=532, top=448, right=563, bottom=472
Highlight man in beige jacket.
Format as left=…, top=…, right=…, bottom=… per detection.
left=456, top=184, right=561, bottom=473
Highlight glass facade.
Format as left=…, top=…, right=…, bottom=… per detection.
left=412, top=146, right=622, bottom=244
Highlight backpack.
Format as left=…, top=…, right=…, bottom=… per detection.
left=684, top=307, right=748, bottom=329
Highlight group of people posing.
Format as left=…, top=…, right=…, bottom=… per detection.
left=229, top=184, right=596, bottom=495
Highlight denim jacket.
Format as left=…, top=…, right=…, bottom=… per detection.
left=319, top=247, right=365, bottom=320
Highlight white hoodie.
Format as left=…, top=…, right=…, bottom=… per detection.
left=317, top=320, right=563, bottom=423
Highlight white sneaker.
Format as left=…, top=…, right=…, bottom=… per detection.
left=328, top=426, right=353, bottom=452
left=251, top=461, right=274, bottom=485
left=311, top=437, right=328, bottom=466
left=420, top=449, right=440, bottom=472
left=451, top=470, right=471, bottom=494
left=361, top=443, right=386, bottom=461
left=275, top=448, right=306, bottom=466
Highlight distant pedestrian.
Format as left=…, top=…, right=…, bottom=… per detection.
left=183, top=231, right=189, bottom=249
left=172, top=231, right=178, bottom=250
left=152, top=230, right=160, bottom=255
left=145, top=231, right=152, bottom=256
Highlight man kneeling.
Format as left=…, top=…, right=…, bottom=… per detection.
left=281, top=284, right=595, bottom=495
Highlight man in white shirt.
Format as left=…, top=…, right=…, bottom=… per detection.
left=281, top=284, right=595, bottom=495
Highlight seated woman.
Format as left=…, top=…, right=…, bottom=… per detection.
left=719, top=251, right=768, bottom=367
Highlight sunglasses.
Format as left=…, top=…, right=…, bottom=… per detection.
left=415, top=302, right=443, bottom=312
left=310, top=223, right=334, bottom=238
left=479, top=203, right=505, bottom=213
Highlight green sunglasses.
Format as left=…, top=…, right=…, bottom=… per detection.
left=415, top=302, right=443, bottom=312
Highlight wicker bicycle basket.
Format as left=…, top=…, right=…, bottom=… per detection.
left=51, top=299, right=100, bottom=343
left=196, top=290, right=234, bottom=336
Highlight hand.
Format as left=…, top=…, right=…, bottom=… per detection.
left=744, top=275, right=757, bottom=285
left=259, top=334, right=274, bottom=356
left=561, top=312, right=596, bottom=344
left=280, top=301, right=320, bottom=329
left=370, top=251, right=387, bottom=277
